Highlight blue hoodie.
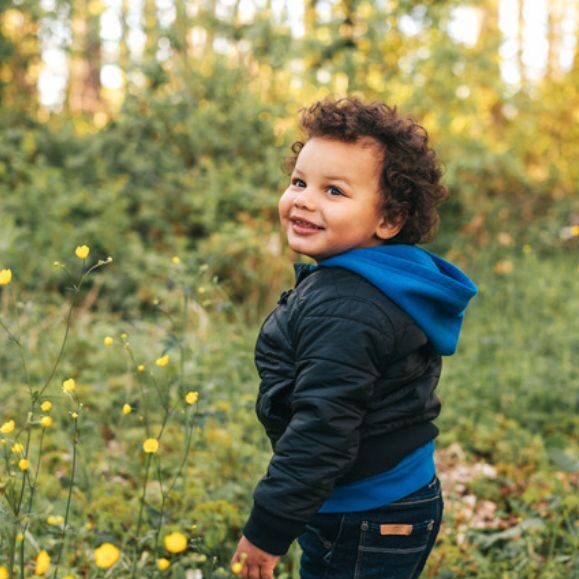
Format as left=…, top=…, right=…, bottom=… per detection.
left=312, top=244, right=477, bottom=513
left=317, top=244, right=478, bottom=356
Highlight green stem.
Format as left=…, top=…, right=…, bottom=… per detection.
left=0, top=319, right=31, bottom=397
left=130, top=454, right=153, bottom=579
left=51, top=410, right=79, bottom=579
left=19, top=428, right=46, bottom=578
left=38, top=258, right=111, bottom=400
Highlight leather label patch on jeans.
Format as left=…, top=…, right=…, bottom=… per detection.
left=379, top=524, right=413, bottom=536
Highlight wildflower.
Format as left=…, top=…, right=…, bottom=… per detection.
left=19, top=458, right=30, bottom=471
left=47, top=515, right=65, bottom=526
left=94, top=543, right=120, bottom=569
left=62, top=378, right=76, bottom=393
left=0, top=269, right=12, bottom=285
left=231, top=562, right=243, bottom=575
left=143, top=438, right=159, bottom=454
left=1, top=419, right=15, bottom=434
left=122, top=404, right=132, bottom=415
left=185, top=391, right=199, bottom=405
left=164, top=531, right=187, bottom=554
left=70, top=412, right=79, bottom=420
left=137, top=364, right=145, bottom=372
left=497, top=232, right=513, bottom=246
left=35, top=550, right=51, bottom=575
left=157, top=558, right=171, bottom=571
left=16, top=533, right=24, bottom=542
left=0, top=566, right=8, bottom=579
left=103, top=336, right=114, bottom=347
left=11, top=442, right=24, bottom=454
left=75, top=245, right=90, bottom=259
left=40, top=416, right=53, bottom=428
left=120, top=333, right=128, bottom=341
left=197, top=287, right=206, bottom=295
left=494, top=260, right=514, bottom=275
left=171, top=256, right=181, bottom=264
left=214, top=400, right=231, bottom=413
left=40, top=401, right=52, bottom=412
left=106, top=256, right=113, bottom=262
left=155, top=355, right=170, bottom=367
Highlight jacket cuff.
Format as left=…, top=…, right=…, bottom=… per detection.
left=242, top=502, right=305, bottom=556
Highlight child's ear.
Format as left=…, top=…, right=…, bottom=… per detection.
left=375, top=215, right=404, bottom=241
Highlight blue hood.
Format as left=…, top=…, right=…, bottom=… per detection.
left=317, top=245, right=477, bottom=356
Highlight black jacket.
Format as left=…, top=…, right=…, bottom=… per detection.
left=242, top=264, right=442, bottom=555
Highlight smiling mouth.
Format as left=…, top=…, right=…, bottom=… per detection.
left=290, top=218, right=324, bottom=230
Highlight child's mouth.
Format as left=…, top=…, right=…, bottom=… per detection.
left=290, top=218, right=324, bottom=232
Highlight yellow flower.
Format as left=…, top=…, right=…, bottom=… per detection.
left=197, top=287, right=206, bottom=295
left=157, top=558, right=171, bottom=571
left=171, top=256, right=181, bottom=264
left=70, top=412, right=79, bottom=420
left=11, top=442, right=24, bottom=454
left=143, top=438, right=159, bottom=454
left=164, top=531, right=187, bottom=554
left=40, top=416, right=53, bottom=428
left=35, top=550, right=51, bottom=575
left=155, top=355, right=170, bottom=367
left=19, top=458, right=30, bottom=471
left=122, top=404, right=132, bottom=415
left=94, top=543, right=120, bottom=569
left=0, top=565, right=9, bottom=579
left=47, top=515, right=65, bottom=526
left=75, top=245, right=90, bottom=259
left=185, top=391, right=199, bottom=405
left=40, top=401, right=52, bottom=412
left=1, top=419, right=15, bottom=434
left=62, top=378, right=76, bottom=393
left=16, top=533, right=24, bottom=542
left=231, top=562, right=243, bottom=575
left=103, top=336, right=114, bottom=347
left=137, top=364, right=145, bottom=372
left=0, top=269, right=12, bottom=285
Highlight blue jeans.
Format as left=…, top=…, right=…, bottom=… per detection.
left=298, top=476, right=443, bottom=579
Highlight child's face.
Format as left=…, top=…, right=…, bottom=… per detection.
left=279, top=137, right=400, bottom=261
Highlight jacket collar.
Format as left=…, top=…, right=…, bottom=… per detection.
left=293, top=263, right=317, bottom=286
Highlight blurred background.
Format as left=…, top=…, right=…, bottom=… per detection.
left=0, top=1, right=577, bottom=577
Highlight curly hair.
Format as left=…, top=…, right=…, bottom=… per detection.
left=284, top=97, right=447, bottom=245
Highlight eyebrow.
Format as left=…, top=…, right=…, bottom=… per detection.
left=292, top=168, right=353, bottom=187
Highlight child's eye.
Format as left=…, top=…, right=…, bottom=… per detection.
left=328, top=186, right=344, bottom=197
left=291, top=178, right=306, bottom=188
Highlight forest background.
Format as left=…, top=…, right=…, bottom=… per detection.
left=0, top=0, right=577, bottom=578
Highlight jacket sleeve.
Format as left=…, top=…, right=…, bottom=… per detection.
left=243, top=296, right=394, bottom=555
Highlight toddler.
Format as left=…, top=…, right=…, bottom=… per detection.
left=231, top=97, right=477, bottom=579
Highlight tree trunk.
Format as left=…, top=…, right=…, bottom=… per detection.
left=517, top=0, right=526, bottom=84
left=67, top=0, right=103, bottom=115
left=304, top=0, right=318, bottom=37
left=547, top=0, right=564, bottom=79
left=143, top=0, right=158, bottom=62
left=0, top=7, right=41, bottom=113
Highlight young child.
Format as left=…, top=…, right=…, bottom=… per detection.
left=231, top=97, right=477, bottom=579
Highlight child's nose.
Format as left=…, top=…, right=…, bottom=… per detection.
left=294, top=187, right=315, bottom=210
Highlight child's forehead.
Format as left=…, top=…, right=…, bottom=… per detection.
left=295, top=136, right=383, bottom=171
